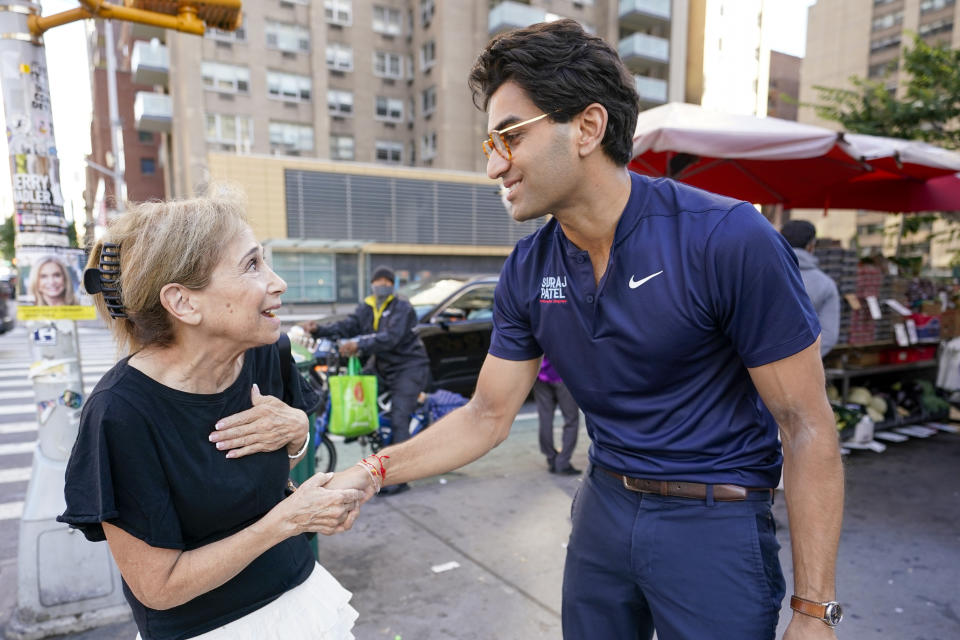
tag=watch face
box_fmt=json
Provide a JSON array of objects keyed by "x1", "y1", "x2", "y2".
[{"x1": 825, "y1": 602, "x2": 843, "y2": 626}]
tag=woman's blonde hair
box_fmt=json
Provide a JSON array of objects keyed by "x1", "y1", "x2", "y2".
[
  {"x1": 87, "y1": 186, "x2": 249, "y2": 354},
  {"x1": 29, "y1": 256, "x2": 78, "y2": 306}
]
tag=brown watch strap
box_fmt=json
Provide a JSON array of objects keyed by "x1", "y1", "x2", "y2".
[{"x1": 790, "y1": 595, "x2": 828, "y2": 620}]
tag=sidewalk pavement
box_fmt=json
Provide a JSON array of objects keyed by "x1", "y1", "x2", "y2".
[{"x1": 2, "y1": 414, "x2": 958, "y2": 639}]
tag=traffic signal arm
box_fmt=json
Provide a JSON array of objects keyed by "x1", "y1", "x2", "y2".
[{"x1": 28, "y1": 0, "x2": 243, "y2": 37}]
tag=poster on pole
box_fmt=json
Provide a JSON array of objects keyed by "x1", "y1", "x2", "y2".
[{"x1": 15, "y1": 247, "x2": 95, "y2": 320}]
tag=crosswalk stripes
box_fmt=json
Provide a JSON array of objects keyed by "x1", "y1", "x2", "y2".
[
  {"x1": 0, "y1": 421, "x2": 36, "y2": 435},
  {"x1": 0, "y1": 501, "x2": 24, "y2": 522},
  {"x1": 0, "y1": 467, "x2": 31, "y2": 484},
  {"x1": 0, "y1": 325, "x2": 118, "y2": 527}
]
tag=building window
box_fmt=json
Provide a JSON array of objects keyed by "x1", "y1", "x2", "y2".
[
  {"x1": 265, "y1": 21, "x2": 310, "y2": 53},
  {"x1": 421, "y1": 131, "x2": 437, "y2": 160},
  {"x1": 327, "y1": 89, "x2": 354, "y2": 116},
  {"x1": 324, "y1": 0, "x2": 352, "y2": 25},
  {"x1": 375, "y1": 96, "x2": 404, "y2": 121},
  {"x1": 921, "y1": 0, "x2": 955, "y2": 12},
  {"x1": 269, "y1": 121, "x2": 314, "y2": 155},
  {"x1": 205, "y1": 113, "x2": 254, "y2": 150},
  {"x1": 373, "y1": 51, "x2": 403, "y2": 79},
  {"x1": 374, "y1": 140, "x2": 403, "y2": 164},
  {"x1": 421, "y1": 85, "x2": 437, "y2": 115},
  {"x1": 420, "y1": 40, "x2": 436, "y2": 71},
  {"x1": 420, "y1": 0, "x2": 435, "y2": 27},
  {"x1": 918, "y1": 17, "x2": 953, "y2": 36},
  {"x1": 868, "y1": 60, "x2": 898, "y2": 78},
  {"x1": 138, "y1": 131, "x2": 154, "y2": 143},
  {"x1": 140, "y1": 157, "x2": 156, "y2": 175},
  {"x1": 869, "y1": 34, "x2": 901, "y2": 52},
  {"x1": 330, "y1": 135, "x2": 355, "y2": 160},
  {"x1": 326, "y1": 43, "x2": 353, "y2": 71},
  {"x1": 267, "y1": 71, "x2": 312, "y2": 101},
  {"x1": 201, "y1": 62, "x2": 250, "y2": 94},
  {"x1": 872, "y1": 10, "x2": 903, "y2": 31},
  {"x1": 373, "y1": 6, "x2": 403, "y2": 35},
  {"x1": 206, "y1": 20, "x2": 246, "y2": 42}
]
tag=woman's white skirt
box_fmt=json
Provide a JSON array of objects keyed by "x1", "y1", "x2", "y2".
[{"x1": 136, "y1": 563, "x2": 357, "y2": 640}]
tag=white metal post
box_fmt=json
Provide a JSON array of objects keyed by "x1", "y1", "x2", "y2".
[{"x1": 0, "y1": 2, "x2": 128, "y2": 638}]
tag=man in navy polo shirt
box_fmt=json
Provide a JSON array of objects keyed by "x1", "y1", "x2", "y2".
[{"x1": 330, "y1": 19, "x2": 844, "y2": 640}]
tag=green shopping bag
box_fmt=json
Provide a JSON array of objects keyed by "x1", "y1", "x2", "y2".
[{"x1": 328, "y1": 357, "x2": 379, "y2": 437}]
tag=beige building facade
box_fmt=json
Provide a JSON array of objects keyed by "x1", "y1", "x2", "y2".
[
  {"x1": 796, "y1": 0, "x2": 960, "y2": 270},
  {"x1": 162, "y1": 0, "x2": 696, "y2": 195}
]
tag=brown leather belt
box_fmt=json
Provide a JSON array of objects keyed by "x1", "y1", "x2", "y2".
[{"x1": 598, "y1": 468, "x2": 773, "y2": 502}]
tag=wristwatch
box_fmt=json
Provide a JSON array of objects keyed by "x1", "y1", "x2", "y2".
[{"x1": 790, "y1": 595, "x2": 843, "y2": 627}]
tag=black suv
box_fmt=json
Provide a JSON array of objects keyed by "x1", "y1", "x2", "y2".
[{"x1": 403, "y1": 274, "x2": 499, "y2": 396}]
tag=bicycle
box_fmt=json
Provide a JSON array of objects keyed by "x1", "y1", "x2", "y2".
[{"x1": 292, "y1": 332, "x2": 466, "y2": 473}]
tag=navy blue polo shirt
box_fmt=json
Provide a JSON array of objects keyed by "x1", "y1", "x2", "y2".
[{"x1": 490, "y1": 172, "x2": 819, "y2": 487}]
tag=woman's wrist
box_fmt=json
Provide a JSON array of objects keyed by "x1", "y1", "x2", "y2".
[
  {"x1": 286, "y1": 433, "x2": 309, "y2": 459},
  {"x1": 285, "y1": 412, "x2": 309, "y2": 457}
]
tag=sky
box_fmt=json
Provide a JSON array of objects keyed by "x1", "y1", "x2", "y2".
[
  {"x1": 768, "y1": 0, "x2": 819, "y2": 58},
  {"x1": 2, "y1": 0, "x2": 818, "y2": 232}
]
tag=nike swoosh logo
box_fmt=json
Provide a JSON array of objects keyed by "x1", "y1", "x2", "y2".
[{"x1": 629, "y1": 271, "x2": 663, "y2": 289}]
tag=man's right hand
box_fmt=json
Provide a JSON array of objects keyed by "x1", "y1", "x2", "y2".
[
  {"x1": 299, "y1": 320, "x2": 318, "y2": 335},
  {"x1": 324, "y1": 465, "x2": 379, "y2": 504}
]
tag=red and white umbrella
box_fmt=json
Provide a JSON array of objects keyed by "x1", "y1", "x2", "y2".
[{"x1": 629, "y1": 102, "x2": 960, "y2": 212}]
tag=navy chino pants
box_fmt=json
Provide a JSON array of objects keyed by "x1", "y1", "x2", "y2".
[{"x1": 562, "y1": 465, "x2": 785, "y2": 640}]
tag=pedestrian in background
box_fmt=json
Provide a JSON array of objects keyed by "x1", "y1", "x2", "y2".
[
  {"x1": 302, "y1": 265, "x2": 430, "y2": 495},
  {"x1": 781, "y1": 219, "x2": 841, "y2": 357},
  {"x1": 534, "y1": 355, "x2": 581, "y2": 475}
]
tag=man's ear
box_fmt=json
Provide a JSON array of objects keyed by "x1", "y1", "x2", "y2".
[
  {"x1": 575, "y1": 103, "x2": 608, "y2": 158},
  {"x1": 159, "y1": 283, "x2": 201, "y2": 326}
]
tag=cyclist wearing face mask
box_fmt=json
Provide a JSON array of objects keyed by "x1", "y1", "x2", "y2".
[{"x1": 302, "y1": 266, "x2": 430, "y2": 495}]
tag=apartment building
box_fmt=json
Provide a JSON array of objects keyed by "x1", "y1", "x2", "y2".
[
  {"x1": 795, "y1": 0, "x2": 960, "y2": 270},
  {"x1": 86, "y1": 20, "x2": 166, "y2": 228},
  {"x1": 153, "y1": 0, "x2": 695, "y2": 194},
  {"x1": 767, "y1": 50, "x2": 800, "y2": 121},
  {"x1": 686, "y1": 0, "x2": 771, "y2": 117}
]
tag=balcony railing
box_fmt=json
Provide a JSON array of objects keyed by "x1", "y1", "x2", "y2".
[
  {"x1": 134, "y1": 92, "x2": 173, "y2": 133},
  {"x1": 131, "y1": 40, "x2": 169, "y2": 86},
  {"x1": 489, "y1": 1, "x2": 546, "y2": 35},
  {"x1": 619, "y1": 32, "x2": 670, "y2": 64},
  {"x1": 634, "y1": 75, "x2": 668, "y2": 103},
  {"x1": 620, "y1": 0, "x2": 671, "y2": 21}
]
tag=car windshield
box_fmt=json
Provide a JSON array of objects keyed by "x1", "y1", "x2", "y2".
[{"x1": 402, "y1": 277, "x2": 469, "y2": 319}]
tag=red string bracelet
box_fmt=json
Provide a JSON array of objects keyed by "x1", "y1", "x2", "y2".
[{"x1": 364, "y1": 453, "x2": 390, "y2": 482}]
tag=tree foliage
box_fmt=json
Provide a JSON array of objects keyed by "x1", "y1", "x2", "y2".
[
  {"x1": 0, "y1": 216, "x2": 13, "y2": 262},
  {"x1": 0, "y1": 216, "x2": 79, "y2": 261},
  {"x1": 813, "y1": 34, "x2": 960, "y2": 149}
]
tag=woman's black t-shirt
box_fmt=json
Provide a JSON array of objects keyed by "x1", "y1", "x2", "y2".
[{"x1": 58, "y1": 342, "x2": 320, "y2": 640}]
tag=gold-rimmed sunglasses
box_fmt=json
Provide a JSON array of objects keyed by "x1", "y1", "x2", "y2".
[{"x1": 482, "y1": 112, "x2": 554, "y2": 161}]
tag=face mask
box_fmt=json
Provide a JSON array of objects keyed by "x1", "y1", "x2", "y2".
[{"x1": 372, "y1": 285, "x2": 394, "y2": 300}]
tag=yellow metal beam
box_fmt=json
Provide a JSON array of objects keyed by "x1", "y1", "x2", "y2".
[{"x1": 28, "y1": 1, "x2": 242, "y2": 36}]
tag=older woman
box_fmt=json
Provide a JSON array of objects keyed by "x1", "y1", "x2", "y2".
[
  {"x1": 29, "y1": 255, "x2": 78, "y2": 306},
  {"x1": 58, "y1": 191, "x2": 365, "y2": 640}
]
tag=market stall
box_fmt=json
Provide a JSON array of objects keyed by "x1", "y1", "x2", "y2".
[{"x1": 629, "y1": 103, "x2": 960, "y2": 451}]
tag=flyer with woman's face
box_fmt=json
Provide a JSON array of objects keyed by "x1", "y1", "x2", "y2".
[{"x1": 16, "y1": 247, "x2": 96, "y2": 320}]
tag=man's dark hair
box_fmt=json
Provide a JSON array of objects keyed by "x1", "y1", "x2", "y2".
[
  {"x1": 469, "y1": 19, "x2": 640, "y2": 166},
  {"x1": 780, "y1": 220, "x2": 817, "y2": 249}
]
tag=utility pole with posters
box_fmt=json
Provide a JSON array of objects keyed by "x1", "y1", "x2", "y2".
[{"x1": 0, "y1": 2, "x2": 241, "y2": 638}]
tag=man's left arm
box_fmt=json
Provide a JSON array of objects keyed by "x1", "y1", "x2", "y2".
[{"x1": 748, "y1": 338, "x2": 844, "y2": 640}]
